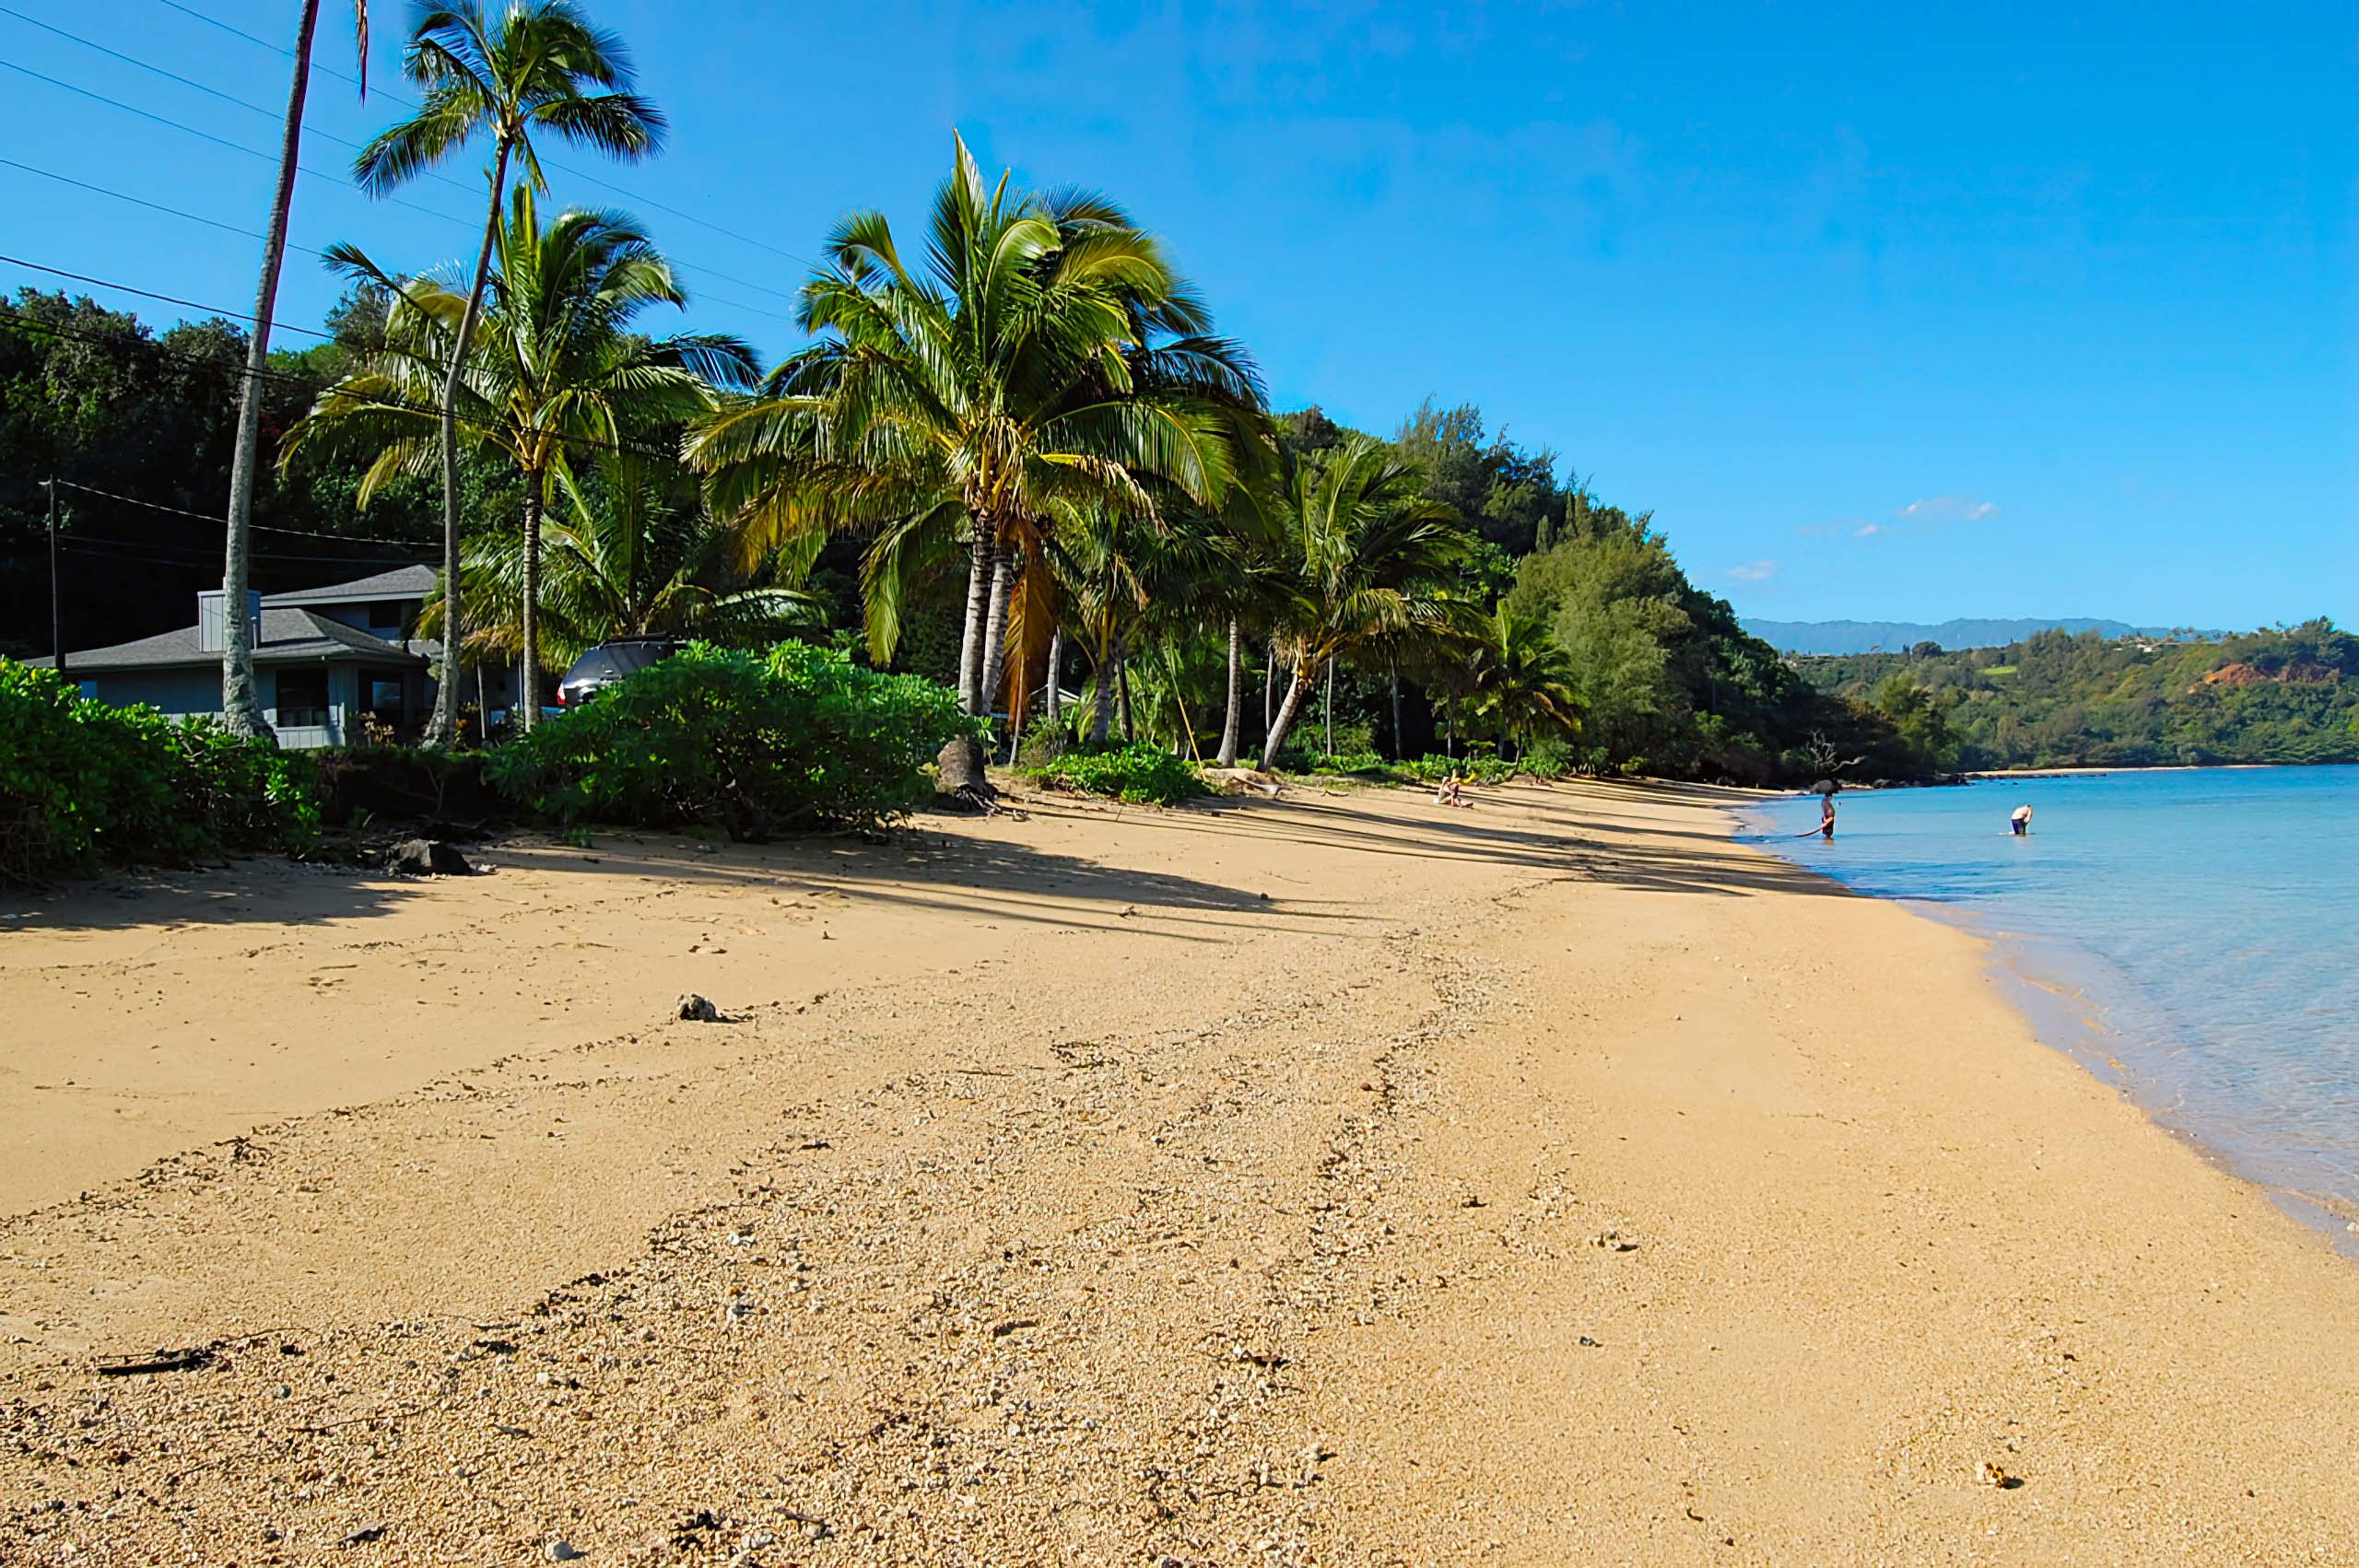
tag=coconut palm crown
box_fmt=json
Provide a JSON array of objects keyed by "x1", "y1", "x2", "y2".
[
  {"x1": 1258, "y1": 436, "x2": 1471, "y2": 767},
  {"x1": 283, "y1": 186, "x2": 757, "y2": 721},
  {"x1": 687, "y1": 132, "x2": 1265, "y2": 740},
  {"x1": 354, "y1": 0, "x2": 666, "y2": 744}
]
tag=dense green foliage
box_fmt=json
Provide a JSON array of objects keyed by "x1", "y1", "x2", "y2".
[
  {"x1": 482, "y1": 642, "x2": 974, "y2": 835},
  {"x1": 1502, "y1": 521, "x2": 1844, "y2": 780},
  {"x1": 1793, "y1": 621, "x2": 2359, "y2": 770},
  {"x1": 1029, "y1": 743, "x2": 1209, "y2": 805},
  {"x1": 0, "y1": 663, "x2": 318, "y2": 885}
]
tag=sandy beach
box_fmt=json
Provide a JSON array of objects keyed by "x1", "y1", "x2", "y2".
[{"x1": 4, "y1": 778, "x2": 2355, "y2": 1564}]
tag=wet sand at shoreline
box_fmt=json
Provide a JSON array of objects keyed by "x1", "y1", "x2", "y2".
[{"x1": 4, "y1": 778, "x2": 2355, "y2": 1563}]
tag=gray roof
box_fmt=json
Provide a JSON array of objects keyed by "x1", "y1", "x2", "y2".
[
  {"x1": 26, "y1": 608, "x2": 428, "y2": 673},
  {"x1": 263, "y1": 564, "x2": 438, "y2": 606}
]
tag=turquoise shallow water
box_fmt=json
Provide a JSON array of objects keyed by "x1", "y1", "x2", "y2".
[{"x1": 1743, "y1": 766, "x2": 2359, "y2": 1218}]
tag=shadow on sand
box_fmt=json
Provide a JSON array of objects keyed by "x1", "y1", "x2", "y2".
[{"x1": 0, "y1": 777, "x2": 1847, "y2": 939}]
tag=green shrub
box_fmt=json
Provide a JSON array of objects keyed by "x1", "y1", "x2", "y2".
[
  {"x1": 1309, "y1": 748, "x2": 1387, "y2": 776},
  {"x1": 1518, "y1": 734, "x2": 1579, "y2": 778},
  {"x1": 483, "y1": 641, "x2": 974, "y2": 836},
  {"x1": 1397, "y1": 753, "x2": 1518, "y2": 786},
  {"x1": 0, "y1": 661, "x2": 318, "y2": 886},
  {"x1": 1014, "y1": 718, "x2": 1070, "y2": 769},
  {"x1": 1029, "y1": 742, "x2": 1208, "y2": 805}
]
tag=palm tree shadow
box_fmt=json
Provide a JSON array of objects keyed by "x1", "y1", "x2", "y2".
[{"x1": 1011, "y1": 786, "x2": 1855, "y2": 901}]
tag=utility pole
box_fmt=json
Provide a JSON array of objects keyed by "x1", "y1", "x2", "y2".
[{"x1": 42, "y1": 477, "x2": 65, "y2": 680}]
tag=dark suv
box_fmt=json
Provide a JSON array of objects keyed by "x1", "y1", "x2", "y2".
[{"x1": 555, "y1": 637, "x2": 681, "y2": 709}]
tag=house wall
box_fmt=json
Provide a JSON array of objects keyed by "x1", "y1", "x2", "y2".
[
  {"x1": 267, "y1": 664, "x2": 351, "y2": 750},
  {"x1": 76, "y1": 666, "x2": 359, "y2": 749},
  {"x1": 86, "y1": 668, "x2": 221, "y2": 718}
]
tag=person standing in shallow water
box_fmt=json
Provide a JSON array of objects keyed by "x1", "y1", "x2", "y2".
[
  {"x1": 2012, "y1": 803, "x2": 2035, "y2": 837},
  {"x1": 1820, "y1": 793, "x2": 1838, "y2": 839}
]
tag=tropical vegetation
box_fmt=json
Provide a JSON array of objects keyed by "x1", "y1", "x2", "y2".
[
  {"x1": 6, "y1": 0, "x2": 2345, "y2": 875},
  {"x1": 352, "y1": 0, "x2": 668, "y2": 744},
  {"x1": 282, "y1": 185, "x2": 758, "y2": 722},
  {"x1": 0, "y1": 662, "x2": 317, "y2": 886},
  {"x1": 482, "y1": 640, "x2": 974, "y2": 835}
]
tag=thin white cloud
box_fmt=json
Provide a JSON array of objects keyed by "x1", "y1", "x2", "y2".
[
  {"x1": 1726, "y1": 560, "x2": 1780, "y2": 582},
  {"x1": 1896, "y1": 495, "x2": 2001, "y2": 524},
  {"x1": 1799, "y1": 497, "x2": 2002, "y2": 543}
]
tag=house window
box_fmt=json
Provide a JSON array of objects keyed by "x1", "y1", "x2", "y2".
[
  {"x1": 365, "y1": 601, "x2": 411, "y2": 638},
  {"x1": 276, "y1": 669, "x2": 330, "y2": 728}
]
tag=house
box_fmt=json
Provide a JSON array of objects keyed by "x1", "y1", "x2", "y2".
[{"x1": 25, "y1": 565, "x2": 515, "y2": 748}]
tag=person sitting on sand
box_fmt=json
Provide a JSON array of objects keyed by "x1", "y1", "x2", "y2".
[
  {"x1": 1436, "y1": 772, "x2": 1468, "y2": 807},
  {"x1": 2011, "y1": 803, "x2": 2034, "y2": 837}
]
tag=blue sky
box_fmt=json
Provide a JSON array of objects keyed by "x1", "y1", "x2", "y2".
[{"x1": 3, "y1": 1, "x2": 2352, "y2": 627}]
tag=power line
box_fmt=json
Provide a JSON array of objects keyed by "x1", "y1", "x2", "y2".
[
  {"x1": 0, "y1": 50, "x2": 795, "y2": 322},
  {"x1": 47, "y1": 478, "x2": 436, "y2": 547},
  {"x1": 149, "y1": 0, "x2": 823, "y2": 277},
  {"x1": 0, "y1": 253, "x2": 335, "y2": 339},
  {"x1": 0, "y1": 157, "x2": 321, "y2": 255},
  {"x1": 0, "y1": 57, "x2": 478, "y2": 234},
  {"x1": 155, "y1": 0, "x2": 331, "y2": 74},
  {"x1": 0, "y1": 298, "x2": 707, "y2": 472},
  {"x1": 56, "y1": 532, "x2": 429, "y2": 567},
  {"x1": 42, "y1": 2, "x2": 816, "y2": 300},
  {"x1": 1, "y1": 3, "x2": 350, "y2": 132}
]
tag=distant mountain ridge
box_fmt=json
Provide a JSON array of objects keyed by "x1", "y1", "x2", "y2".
[{"x1": 1742, "y1": 616, "x2": 2177, "y2": 655}]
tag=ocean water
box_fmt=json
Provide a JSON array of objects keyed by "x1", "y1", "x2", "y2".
[{"x1": 1743, "y1": 767, "x2": 2359, "y2": 1227}]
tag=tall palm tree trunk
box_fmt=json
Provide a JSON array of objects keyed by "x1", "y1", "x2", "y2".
[
  {"x1": 1324, "y1": 661, "x2": 1334, "y2": 755},
  {"x1": 427, "y1": 137, "x2": 515, "y2": 749},
  {"x1": 978, "y1": 549, "x2": 1013, "y2": 720},
  {"x1": 1215, "y1": 618, "x2": 1242, "y2": 766},
  {"x1": 956, "y1": 527, "x2": 996, "y2": 718},
  {"x1": 1117, "y1": 654, "x2": 1133, "y2": 741},
  {"x1": 1390, "y1": 656, "x2": 1403, "y2": 760},
  {"x1": 1044, "y1": 627, "x2": 1062, "y2": 725},
  {"x1": 1090, "y1": 638, "x2": 1119, "y2": 744},
  {"x1": 519, "y1": 476, "x2": 544, "y2": 731},
  {"x1": 1260, "y1": 663, "x2": 1315, "y2": 771},
  {"x1": 219, "y1": 0, "x2": 323, "y2": 742},
  {"x1": 1264, "y1": 635, "x2": 1278, "y2": 738}
]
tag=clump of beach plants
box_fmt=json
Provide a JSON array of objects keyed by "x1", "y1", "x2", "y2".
[
  {"x1": 0, "y1": 662, "x2": 318, "y2": 886},
  {"x1": 484, "y1": 641, "x2": 973, "y2": 837},
  {"x1": 1029, "y1": 742, "x2": 1209, "y2": 805}
]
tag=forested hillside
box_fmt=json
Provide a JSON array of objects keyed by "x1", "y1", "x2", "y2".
[{"x1": 1794, "y1": 623, "x2": 2359, "y2": 770}]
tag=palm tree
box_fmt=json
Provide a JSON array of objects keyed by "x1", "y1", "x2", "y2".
[
  {"x1": 688, "y1": 133, "x2": 1261, "y2": 785},
  {"x1": 354, "y1": 0, "x2": 663, "y2": 746},
  {"x1": 420, "y1": 450, "x2": 820, "y2": 669},
  {"x1": 220, "y1": 0, "x2": 371, "y2": 741},
  {"x1": 1258, "y1": 437, "x2": 1468, "y2": 769},
  {"x1": 1466, "y1": 603, "x2": 1580, "y2": 761},
  {"x1": 284, "y1": 189, "x2": 756, "y2": 725},
  {"x1": 1193, "y1": 461, "x2": 1286, "y2": 766},
  {"x1": 1044, "y1": 502, "x2": 1236, "y2": 747}
]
